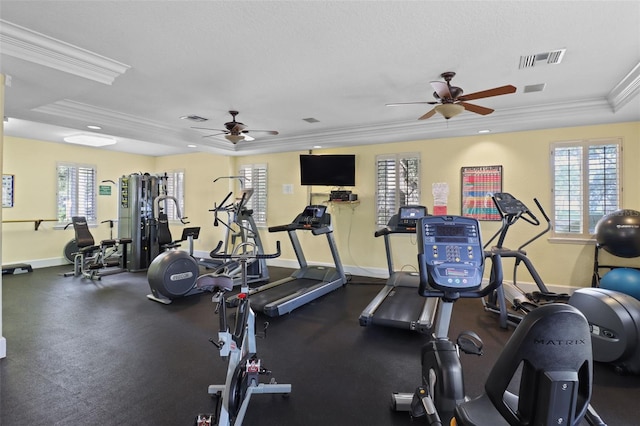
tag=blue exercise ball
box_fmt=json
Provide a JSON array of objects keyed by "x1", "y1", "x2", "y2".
[
  {"x1": 600, "y1": 268, "x2": 640, "y2": 300},
  {"x1": 595, "y1": 209, "x2": 640, "y2": 258}
]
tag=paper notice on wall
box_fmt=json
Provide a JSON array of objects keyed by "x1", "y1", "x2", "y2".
[{"x1": 432, "y1": 182, "x2": 449, "y2": 215}]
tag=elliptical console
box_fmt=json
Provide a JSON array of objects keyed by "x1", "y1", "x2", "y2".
[{"x1": 418, "y1": 215, "x2": 484, "y2": 294}]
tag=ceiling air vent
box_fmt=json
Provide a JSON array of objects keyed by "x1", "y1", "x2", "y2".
[
  {"x1": 519, "y1": 49, "x2": 566, "y2": 69},
  {"x1": 524, "y1": 83, "x2": 546, "y2": 93}
]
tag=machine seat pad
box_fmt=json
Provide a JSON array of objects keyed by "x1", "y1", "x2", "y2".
[
  {"x1": 454, "y1": 393, "x2": 513, "y2": 425},
  {"x1": 79, "y1": 245, "x2": 99, "y2": 254},
  {"x1": 100, "y1": 239, "x2": 117, "y2": 247},
  {"x1": 118, "y1": 238, "x2": 132, "y2": 245}
]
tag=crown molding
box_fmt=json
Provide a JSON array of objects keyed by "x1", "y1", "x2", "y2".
[
  {"x1": 236, "y1": 97, "x2": 623, "y2": 154},
  {"x1": 0, "y1": 19, "x2": 130, "y2": 85},
  {"x1": 607, "y1": 61, "x2": 640, "y2": 112}
]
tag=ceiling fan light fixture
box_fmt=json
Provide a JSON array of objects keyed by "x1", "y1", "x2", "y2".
[
  {"x1": 434, "y1": 103, "x2": 465, "y2": 119},
  {"x1": 225, "y1": 134, "x2": 245, "y2": 144}
]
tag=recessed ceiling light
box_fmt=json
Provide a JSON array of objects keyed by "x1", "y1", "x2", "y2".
[
  {"x1": 313, "y1": 145, "x2": 322, "y2": 149},
  {"x1": 87, "y1": 125, "x2": 102, "y2": 130},
  {"x1": 187, "y1": 144, "x2": 197, "y2": 148},
  {"x1": 63, "y1": 134, "x2": 116, "y2": 147},
  {"x1": 478, "y1": 129, "x2": 491, "y2": 134}
]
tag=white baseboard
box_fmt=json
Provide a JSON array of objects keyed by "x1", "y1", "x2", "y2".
[
  {"x1": 12, "y1": 253, "x2": 583, "y2": 295},
  {"x1": 3, "y1": 257, "x2": 70, "y2": 270}
]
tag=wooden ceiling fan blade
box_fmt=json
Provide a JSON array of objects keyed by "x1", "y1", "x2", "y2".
[
  {"x1": 386, "y1": 101, "x2": 438, "y2": 107},
  {"x1": 460, "y1": 102, "x2": 494, "y2": 115},
  {"x1": 418, "y1": 108, "x2": 437, "y2": 120},
  {"x1": 458, "y1": 85, "x2": 516, "y2": 101},
  {"x1": 431, "y1": 81, "x2": 452, "y2": 99}
]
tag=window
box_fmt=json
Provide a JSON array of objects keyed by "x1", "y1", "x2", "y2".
[
  {"x1": 239, "y1": 164, "x2": 268, "y2": 226},
  {"x1": 57, "y1": 162, "x2": 97, "y2": 224},
  {"x1": 375, "y1": 153, "x2": 420, "y2": 226},
  {"x1": 551, "y1": 138, "x2": 621, "y2": 238},
  {"x1": 164, "y1": 170, "x2": 185, "y2": 221}
]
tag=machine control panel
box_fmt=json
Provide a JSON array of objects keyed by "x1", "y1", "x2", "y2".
[
  {"x1": 418, "y1": 215, "x2": 484, "y2": 291},
  {"x1": 493, "y1": 192, "x2": 529, "y2": 216},
  {"x1": 297, "y1": 205, "x2": 329, "y2": 227},
  {"x1": 397, "y1": 205, "x2": 428, "y2": 229}
]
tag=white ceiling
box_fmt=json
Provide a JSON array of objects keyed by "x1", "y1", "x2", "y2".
[{"x1": 1, "y1": 1, "x2": 639, "y2": 157}]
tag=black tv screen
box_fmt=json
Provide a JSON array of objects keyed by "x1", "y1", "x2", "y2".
[{"x1": 299, "y1": 154, "x2": 356, "y2": 187}]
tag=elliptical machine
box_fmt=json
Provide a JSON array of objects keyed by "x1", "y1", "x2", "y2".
[
  {"x1": 482, "y1": 193, "x2": 568, "y2": 328},
  {"x1": 147, "y1": 195, "x2": 202, "y2": 304},
  {"x1": 196, "y1": 242, "x2": 290, "y2": 426},
  {"x1": 199, "y1": 189, "x2": 269, "y2": 287}
]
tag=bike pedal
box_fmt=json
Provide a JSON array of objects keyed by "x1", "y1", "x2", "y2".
[{"x1": 457, "y1": 330, "x2": 483, "y2": 356}]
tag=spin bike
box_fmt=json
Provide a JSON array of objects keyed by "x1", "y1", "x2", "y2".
[
  {"x1": 392, "y1": 215, "x2": 606, "y2": 426},
  {"x1": 196, "y1": 242, "x2": 291, "y2": 426}
]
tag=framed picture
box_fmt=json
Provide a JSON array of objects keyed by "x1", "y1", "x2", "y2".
[
  {"x1": 461, "y1": 165, "x2": 502, "y2": 221},
  {"x1": 2, "y1": 174, "x2": 14, "y2": 208}
]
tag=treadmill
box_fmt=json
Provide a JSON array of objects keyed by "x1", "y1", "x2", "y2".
[
  {"x1": 359, "y1": 205, "x2": 437, "y2": 333},
  {"x1": 229, "y1": 204, "x2": 347, "y2": 317}
]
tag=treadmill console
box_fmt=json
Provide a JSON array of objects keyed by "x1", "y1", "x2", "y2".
[
  {"x1": 397, "y1": 205, "x2": 428, "y2": 230},
  {"x1": 418, "y1": 215, "x2": 484, "y2": 292},
  {"x1": 296, "y1": 205, "x2": 329, "y2": 227}
]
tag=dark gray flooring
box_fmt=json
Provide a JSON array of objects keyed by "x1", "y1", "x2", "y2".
[{"x1": 1, "y1": 265, "x2": 638, "y2": 425}]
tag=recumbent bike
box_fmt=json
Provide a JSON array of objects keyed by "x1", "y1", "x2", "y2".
[{"x1": 392, "y1": 215, "x2": 606, "y2": 426}]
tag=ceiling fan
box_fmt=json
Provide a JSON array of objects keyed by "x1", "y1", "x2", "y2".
[
  {"x1": 386, "y1": 72, "x2": 516, "y2": 120},
  {"x1": 192, "y1": 110, "x2": 279, "y2": 144}
]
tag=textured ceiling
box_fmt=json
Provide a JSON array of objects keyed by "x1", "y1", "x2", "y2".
[{"x1": 1, "y1": 1, "x2": 639, "y2": 156}]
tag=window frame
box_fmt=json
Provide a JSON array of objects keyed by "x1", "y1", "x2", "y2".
[
  {"x1": 238, "y1": 163, "x2": 268, "y2": 226},
  {"x1": 164, "y1": 169, "x2": 186, "y2": 222},
  {"x1": 550, "y1": 138, "x2": 622, "y2": 241},
  {"x1": 56, "y1": 162, "x2": 98, "y2": 226},
  {"x1": 375, "y1": 153, "x2": 421, "y2": 227}
]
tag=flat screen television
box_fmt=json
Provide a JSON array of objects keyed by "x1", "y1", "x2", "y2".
[{"x1": 299, "y1": 154, "x2": 356, "y2": 187}]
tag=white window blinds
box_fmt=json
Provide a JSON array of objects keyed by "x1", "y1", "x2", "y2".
[{"x1": 375, "y1": 153, "x2": 420, "y2": 226}]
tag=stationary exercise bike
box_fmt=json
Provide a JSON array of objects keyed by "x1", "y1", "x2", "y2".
[
  {"x1": 195, "y1": 242, "x2": 291, "y2": 426},
  {"x1": 392, "y1": 215, "x2": 606, "y2": 426}
]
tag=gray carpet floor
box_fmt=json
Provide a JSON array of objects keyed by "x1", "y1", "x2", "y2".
[{"x1": 1, "y1": 265, "x2": 637, "y2": 425}]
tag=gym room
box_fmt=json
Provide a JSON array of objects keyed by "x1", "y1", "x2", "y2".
[{"x1": 1, "y1": 2, "x2": 639, "y2": 425}]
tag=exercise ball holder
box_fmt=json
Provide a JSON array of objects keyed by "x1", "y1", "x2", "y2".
[{"x1": 592, "y1": 209, "x2": 640, "y2": 287}]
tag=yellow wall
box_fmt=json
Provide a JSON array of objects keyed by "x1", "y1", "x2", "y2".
[
  {"x1": 2, "y1": 121, "x2": 639, "y2": 290},
  {"x1": 2, "y1": 136, "x2": 154, "y2": 265}
]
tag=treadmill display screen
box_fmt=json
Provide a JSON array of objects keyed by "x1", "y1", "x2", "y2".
[
  {"x1": 400, "y1": 206, "x2": 426, "y2": 220},
  {"x1": 302, "y1": 205, "x2": 326, "y2": 219}
]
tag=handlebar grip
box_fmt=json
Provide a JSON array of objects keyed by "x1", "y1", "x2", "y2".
[
  {"x1": 374, "y1": 227, "x2": 391, "y2": 237},
  {"x1": 533, "y1": 198, "x2": 551, "y2": 223}
]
